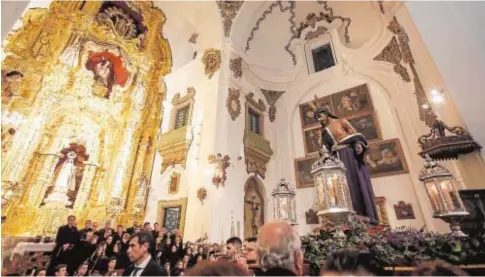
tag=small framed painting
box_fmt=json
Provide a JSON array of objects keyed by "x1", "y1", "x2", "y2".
[
  {"x1": 299, "y1": 96, "x2": 332, "y2": 129},
  {"x1": 364, "y1": 138, "x2": 409, "y2": 178},
  {"x1": 303, "y1": 126, "x2": 322, "y2": 155},
  {"x1": 331, "y1": 84, "x2": 373, "y2": 118},
  {"x1": 394, "y1": 201, "x2": 416, "y2": 220},
  {"x1": 168, "y1": 172, "x2": 181, "y2": 194},
  {"x1": 294, "y1": 155, "x2": 319, "y2": 188},
  {"x1": 347, "y1": 112, "x2": 382, "y2": 142}
]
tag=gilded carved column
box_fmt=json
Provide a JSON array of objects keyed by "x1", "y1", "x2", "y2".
[
  {"x1": 73, "y1": 162, "x2": 99, "y2": 212},
  {"x1": 125, "y1": 134, "x2": 151, "y2": 217},
  {"x1": 28, "y1": 153, "x2": 61, "y2": 207}
]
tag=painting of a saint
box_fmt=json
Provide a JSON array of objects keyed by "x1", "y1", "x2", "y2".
[
  {"x1": 331, "y1": 84, "x2": 373, "y2": 117},
  {"x1": 303, "y1": 127, "x2": 321, "y2": 155},
  {"x1": 300, "y1": 96, "x2": 332, "y2": 129},
  {"x1": 347, "y1": 112, "x2": 381, "y2": 142},
  {"x1": 85, "y1": 50, "x2": 130, "y2": 99},
  {"x1": 294, "y1": 156, "x2": 318, "y2": 188},
  {"x1": 364, "y1": 139, "x2": 409, "y2": 178},
  {"x1": 163, "y1": 206, "x2": 181, "y2": 231}
]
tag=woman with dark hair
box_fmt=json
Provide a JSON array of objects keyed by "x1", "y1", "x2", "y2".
[
  {"x1": 88, "y1": 243, "x2": 109, "y2": 274},
  {"x1": 320, "y1": 250, "x2": 372, "y2": 276}
]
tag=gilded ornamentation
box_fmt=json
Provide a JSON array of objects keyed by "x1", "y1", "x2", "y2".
[
  {"x1": 243, "y1": 130, "x2": 273, "y2": 179},
  {"x1": 216, "y1": 1, "x2": 244, "y2": 37},
  {"x1": 1, "y1": 1, "x2": 171, "y2": 235},
  {"x1": 157, "y1": 198, "x2": 188, "y2": 236},
  {"x1": 157, "y1": 126, "x2": 193, "y2": 174},
  {"x1": 386, "y1": 17, "x2": 437, "y2": 126},
  {"x1": 197, "y1": 187, "x2": 207, "y2": 204},
  {"x1": 229, "y1": 56, "x2": 243, "y2": 79},
  {"x1": 208, "y1": 154, "x2": 231, "y2": 188},
  {"x1": 96, "y1": 5, "x2": 141, "y2": 40},
  {"x1": 226, "y1": 88, "x2": 241, "y2": 121},
  {"x1": 374, "y1": 37, "x2": 411, "y2": 82},
  {"x1": 261, "y1": 89, "x2": 285, "y2": 122},
  {"x1": 201, "y1": 49, "x2": 221, "y2": 79},
  {"x1": 168, "y1": 172, "x2": 181, "y2": 194},
  {"x1": 375, "y1": 196, "x2": 390, "y2": 226}
]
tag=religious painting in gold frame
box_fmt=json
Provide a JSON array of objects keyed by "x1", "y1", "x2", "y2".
[
  {"x1": 330, "y1": 84, "x2": 373, "y2": 118},
  {"x1": 168, "y1": 172, "x2": 181, "y2": 194},
  {"x1": 364, "y1": 138, "x2": 409, "y2": 178},
  {"x1": 347, "y1": 112, "x2": 382, "y2": 142},
  {"x1": 294, "y1": 155, "x2": 318, "y2": 188},
  {"x1": 158, "y1": 197, "x2": 188, "y2": 236},
  {"x1": 302, "y1": 126, "x2": 321, "y2": 155}
]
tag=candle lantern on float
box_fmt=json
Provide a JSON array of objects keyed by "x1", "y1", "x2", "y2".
[
  {"x1": 311, "y1": 146, "x2": 355, "y2": 238},
  {"x1": 271, "y1": 178, "x2": 297, "y2": 226},
  {"x1": 419, "y1": 155, "x2": 469, "y2": 237}
]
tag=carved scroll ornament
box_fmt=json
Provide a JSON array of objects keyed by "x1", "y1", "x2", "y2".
[
  {"x1": 227, "y1": 88, "x2": 241, "y2": 121},
  {"x1": 201, "y1": 49, "x2": 221, "y2": 79}
]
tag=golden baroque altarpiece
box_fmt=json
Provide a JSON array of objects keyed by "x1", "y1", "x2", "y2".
[{"x1": 1, "y1": 1, "x2": 172, "y2": 236}]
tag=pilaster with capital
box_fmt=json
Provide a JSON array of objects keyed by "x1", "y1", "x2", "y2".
[{"x1": 73, "y1": 162, "x2": 99, "y2": 212}]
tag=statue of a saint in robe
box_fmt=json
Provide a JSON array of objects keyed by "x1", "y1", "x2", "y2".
[
  {"x1": 313, "y1": 105, "x2": 379, "y2": 224},
  {"x1": 45, "y1": 151, "x2": 77, "y2": 205}
]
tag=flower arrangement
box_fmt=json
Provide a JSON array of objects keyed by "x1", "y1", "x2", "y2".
[{"x1": 302, "y1": 219, "x2": 485, "y2": 274}]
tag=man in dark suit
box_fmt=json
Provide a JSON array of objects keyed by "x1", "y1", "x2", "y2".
[
  {"x1": 78, "y1": 219, "x2": 92, "y2": 241},
  {"x1": 123, "y1": 231, "x2": 167, "y2": 276},
  {"x1": 126, "y1": 221, "x2": 138, "y2": 235},
  {"x1": 96, "y1": 219, "x2": 114, "y2": 241},
  {"x1": 48, "y1": 215, "x2": 80, "y2": 275}
]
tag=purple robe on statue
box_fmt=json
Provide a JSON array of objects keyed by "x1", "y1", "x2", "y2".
[{"x1": 321, "y1": 129, "x2": 379, "y2": 224}]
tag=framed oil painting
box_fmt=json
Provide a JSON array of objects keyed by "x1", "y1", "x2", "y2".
[
  {"x1": 158, "y1": 197, "x2": 188, "y2": 236},
  {"x1": 364, "y1": 138, "x2": 409, "y2": 178},
  {"x1": 347, "y1": 112, "x2": 382, "y2": 142},
  {"x1": 299, "y1": 96, "x2": 332, "y2": 129},
  {"x1": 168, "y1": 172, "x2": 181, "y2": 194},
  {"x1": 394, "y1": 201, "x2": 416, "y2": 220},
  {"x1": 294, "y1": 155, "x2": 318, "y2": 188},
  {"x1": 331, "y1": 84, "x2": 373, "y2": 118},
  {"x1": 303, "y1": 126, "x2": 322, "y2": 155}
]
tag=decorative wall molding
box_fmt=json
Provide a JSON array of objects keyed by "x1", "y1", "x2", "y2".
[
  {"x1": 229, "y1": 56, "x2": 243, "y2": 79},
  {"x1": 226, "y1": 87, "x2": 241, "y2": 121},
  {"x1": 217, "y1": 1, "x2": 244, "y2": 37},
  {"x1": 243, "y1": 130, "x2": 273, "y2": 179},
  {"x1": 387, "y1": 17, "x2": 437, "y2": 126},
  {"x1": 246, "y1": 92, "x2": 266, "y2": 112},
  {"x1": 201, "y1": 48, "x2": 221, "y2": 79},
  {"x1": 261, "y1": 89, "x2": 285, "y2": 122},
  {"x1": 374, "y1": 37, "x2": 411, "y2": 82}
]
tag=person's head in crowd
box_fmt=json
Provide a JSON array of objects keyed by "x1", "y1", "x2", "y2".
[
  {"x1": 122, "y1": 233, "x2": 131, "y2": 243},
  {"x1": 108, "y1": 257, "x2": 117, "y2": 271},
  {"x1": 198, "y1": 246, "x2": 204, "y2": 255},
  {"x1": 185, "y1": 241, "x2": 192, "y2": 249},
  {"x1": 116, "y1": 224, "x2": 123, "y2": 233},
  {"x1": 226, "y1": 237, "x2": 242, "y2": 258},
  {"x1": 104, "y1": 220, "x2": 112, "y2": 230},
  {"x1": 167, "y1": 231, "x2": 172, "y2": 237},
  {"x1": 67, "y1": 215, "x2": 76, "y2": 227},
  {"x1": 106, "y1": 235, "x2": 113, "y2": 245},
  {"x1": 35, "y1": 268, "x2": 47, "y2": 276},
  {"x1": 412, "y1": 260, "x2": 468, "y2": 276},
  {"x1": 177, "y1": 260, "x2": 184, "y2": 269},
  {"x1": 91, "y1": 270, "x2": 102, "y2": 276},
  {"x1": 134, "y1": 227, "x2": 141, "y2": 233},
  {"x1": 171, "y1": 245, "x2": 178, "y2": 254},
  {"x1": 127, "y1": 231, "x2": 154, "y2": 265},
  {"x1": 165, "y1": 237, "x2": 172, "y2": 245},
  {"x1": 244, "y1": 237, "x2": 258, "y2": 266},
  {"x1": 54, "y1": 264, "x2": 67, "y2": 277},
  {"x1": 92, "y1": 221, "x2": 99, "y2": 231},
  {"x1": 113, "y1": 243, "x2": 120, "y2": 254},
  {"x1": 164, "y1": 261, "x2": 171, "y2": 272},
  {"x1": 84, "y1": 220, "x2": 92, "y2": 229},
  {"x1": 105, "y1": 228, "x2": 113, "y2": 237},
  {"x1": 89, "y1": 233, "x2": 99, "y2": 245},
  {"x1": 183, "y1": 254, "x2": 190, "y2": 264},
  {"x1": 320, "y1": 250, "x2": 372, "y2": 276},
  {"x1": 143, "y1": 222, "x2": 151, "y2": 231},
  {"x1": 132, "y1": 221, "x2": 138, "y2": 228},
  {"x1": 185, "y1": 260, "x2": 252, "y2": 276},
  {"x1": 186, "y1": 247, "x2": 193, "y2": 256},
  {"x1": 154, "y1": 222, "x2": 159, "y2": 231},
  {"x1": 196, "y1": 254, "x2": 203, "y2": 263},
  {"x1": 77, "y1": 262, "x2": 89, "y2": 276},
  {"x1": 94, "y1": 243, "x2": 106, "y2": 257},
  {"x1": 257, "y1": 221, "x2": 303, "y2": 276},
  {"x1": 171, "y1": 268, "x2": 184, "y2": 277},
  {"x1": 175, "y1": 235, "x2": 181, "y2": 245},
  {"x1": 85, "y1": 230, "x2": 94, "y2": 240}
]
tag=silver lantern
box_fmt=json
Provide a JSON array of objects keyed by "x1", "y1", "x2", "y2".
[
  {"x1": 419, "y1": 155, "x2": 469, "y2": 237},
  {"x1": 311, "y1": 146, "x2": 355, "y2": 238},
  {"x1": 271, "y1": 178, "x2": 297, "y2": 226}
]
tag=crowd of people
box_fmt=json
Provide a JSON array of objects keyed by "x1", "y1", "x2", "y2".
[{"x1": 23, "y1": 215, "x2": 471, "y2": 276}]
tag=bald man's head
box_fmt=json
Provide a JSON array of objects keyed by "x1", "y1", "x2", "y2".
[{"x1": 257, "y1": 221, "x2": 303, "y2": 276}]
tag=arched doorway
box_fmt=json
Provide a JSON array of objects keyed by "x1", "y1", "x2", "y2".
[{"x1": 244, "y1": 176, "x2": 265, "y2": 239}]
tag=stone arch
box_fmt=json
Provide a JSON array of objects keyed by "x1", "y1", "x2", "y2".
[{"x1": 243, "y1": 176, "x2": 265, "y2": 239}]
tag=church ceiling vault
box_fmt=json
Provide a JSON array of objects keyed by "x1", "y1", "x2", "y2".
[{"x1": 244, "y1": 1, "x2": 352, "y2": 65}]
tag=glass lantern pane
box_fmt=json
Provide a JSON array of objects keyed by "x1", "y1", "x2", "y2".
[
  {"x1": 315, "y1": 173, "x2": 326, "y2": 209},
  {"x1": 425, "y1": 180, "x2": 443, "y2": 213},
  {"x1": 325, "y1": 171, "x2": 339, "y2": 207},
  {"x1": 440, "y1": 178, "x2": 462, "y2": 210}
]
